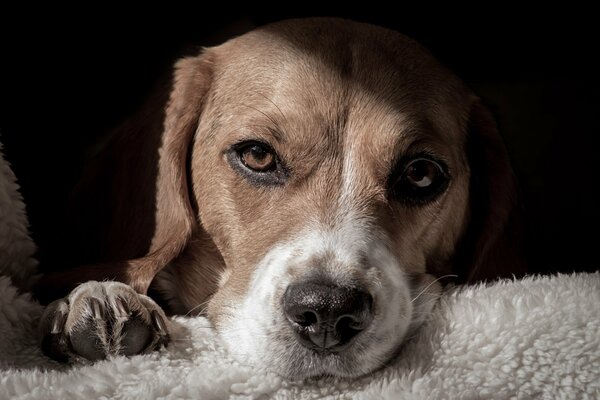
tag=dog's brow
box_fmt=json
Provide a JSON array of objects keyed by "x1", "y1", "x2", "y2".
[
  {"x1": 237, "y1": 103, "x2": 286, "y2": 142},
  {"x1": 390, "y1": 121, "x2": 445, "y2": 156},
  {"x1": 245, "y1": 125, "x2": 286, "y2": 143}
]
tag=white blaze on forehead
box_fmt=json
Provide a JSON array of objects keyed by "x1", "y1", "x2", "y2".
[{"x1": 340, "y1": 139, "x2": 361, "y2": 213}]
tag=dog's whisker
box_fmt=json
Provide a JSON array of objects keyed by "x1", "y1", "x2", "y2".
[
  {"x1": 182, "y1": 299, "x2": 212, "y2": 317},
  {"x1": 254, "y1": 91, "x2": 289, "y2": 127},
  {"x1": 238, "y1": 103, "x2": 283, "y2": 133},
  {"x1": 410, "y1": 274, "x2": 457, "y2": 304}
]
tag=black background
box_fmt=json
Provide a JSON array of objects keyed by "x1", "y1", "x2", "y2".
[{"x1": 1, "y1": 6, "x2": 598, "y2": 275}]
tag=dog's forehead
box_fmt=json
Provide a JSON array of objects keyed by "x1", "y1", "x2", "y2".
[
  {"x1": 214, "y1": 24, "x2": 436, "y2": 101},
  {"x1": 208, "y1": 19, "x2": 472, "y2": 148}
]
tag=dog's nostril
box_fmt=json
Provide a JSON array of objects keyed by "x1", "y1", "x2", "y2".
[
  {"x1": 336, "y1": 315, "x2": 361, "y2": 332},
  {"x1": 293, "y1": 311, "x2": 318, "y2": 327},
  {"x1": 335, "y1": 315, "x2": 369, "y2": 343},
  {"x1": 283, "y1": 282, "x2": 373, "y2": 352}
]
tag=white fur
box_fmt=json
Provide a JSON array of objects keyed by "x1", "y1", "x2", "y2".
[
  {"x1": 340, "y1": 140, "x2": 359, "y2": 210},
  {"x1": 219, "y1": 211, "x2": 424, "y2": 378},
  {"x1": 220, "y1": 244, "x2": 295, "y2": 361}
]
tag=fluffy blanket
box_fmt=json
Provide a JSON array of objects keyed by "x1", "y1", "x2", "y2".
[{"x1": 1, "y1": 144, "x2": 599, "y2": 399}]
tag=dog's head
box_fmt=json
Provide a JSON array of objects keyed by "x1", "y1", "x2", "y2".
[{"x1": 60, "y1": 18, "x2": 525, "y2": 379}]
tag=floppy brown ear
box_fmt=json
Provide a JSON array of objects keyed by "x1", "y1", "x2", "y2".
[
  {"x1": 35, "y1": 54, "x2": 214, "y2": 301},
  {"x1": 130, "y1": 55, "x2": 214, "y2": 290},
  {"x1": 453, "y1": 100, "x2": 527, "y2": 283}
]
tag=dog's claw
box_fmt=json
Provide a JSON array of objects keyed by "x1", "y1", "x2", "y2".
[
  {"x1": 89, "y1": 298, "x2": 104, "y2": 319},
  {"x1": 114, "y1": 297, "x2": 130, "y2": 317},
  {"x1": 50, "y1": 309, "x2": 67, "y2": 334},
  {"x1": 152, "y1": 310, "x2": 168, "y2": 336}
]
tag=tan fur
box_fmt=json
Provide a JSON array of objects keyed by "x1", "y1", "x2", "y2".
[{"x1": 37, "y1": 18, "x2": 525, "y2": 324}]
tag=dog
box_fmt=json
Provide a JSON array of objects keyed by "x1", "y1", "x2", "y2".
[{"x1": 36, "y1": 18, "x2": 525, "y2": 379}]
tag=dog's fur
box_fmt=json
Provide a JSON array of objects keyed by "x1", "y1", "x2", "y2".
[{"x1": 36, "y1": 18, "x2": 525, "y2": 379}]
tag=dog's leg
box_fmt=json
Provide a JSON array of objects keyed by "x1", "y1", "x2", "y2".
[{"x1": 38, "y1": 281, "x2": 170, "y2": 362}]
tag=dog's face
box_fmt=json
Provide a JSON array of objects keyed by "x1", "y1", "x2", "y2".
[
  {"x1": 55, "y1": 18, "x2": 521, "y2": 380},
  {"x1": 185, "y1": 20, "x2": 474, "y2": 378}
]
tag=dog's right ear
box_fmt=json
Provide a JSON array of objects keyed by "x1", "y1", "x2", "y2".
[
  {"x1": 133, "y1": 54, "x2": 215, "y2": 292},
  {"x1": 36, "y1": 52, "x2": 215, "y2": 302}
]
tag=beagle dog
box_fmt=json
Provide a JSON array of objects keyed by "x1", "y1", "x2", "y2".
[{"x1": 36, "y1": 18, "x2": 525, "y2": 379}]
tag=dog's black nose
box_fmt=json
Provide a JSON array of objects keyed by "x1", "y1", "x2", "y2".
[{"x1": 283, "y1": 282, "x2": 373, "y2": 352}]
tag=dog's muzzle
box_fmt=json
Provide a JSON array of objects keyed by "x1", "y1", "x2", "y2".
[{"x1": 282, "y1": 281, "x2": 373, "y2": 353}]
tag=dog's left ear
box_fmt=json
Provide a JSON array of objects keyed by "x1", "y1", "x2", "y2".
[{"x1": 454, "y1": 100, "x2": 528, "y2": 282}]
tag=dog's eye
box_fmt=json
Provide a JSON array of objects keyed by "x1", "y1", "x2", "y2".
[
  {"x1": 405, "y1": 158, "x2": 440, "y2": 188},
  {"x1": 240, "y1": 143, "x2": 276, "y2": 172},
  {"x1": 228, "y1": 141, "x2": 287, "y2": 186},
  {"x1": 392, "y1": 156, "x2": 449, "y2": 204}
]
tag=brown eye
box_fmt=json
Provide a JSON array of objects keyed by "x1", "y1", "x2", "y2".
[
  {"x1": 405, "y1": 158, "x2": 440, "y2": 188},
  {"x1": 240, "y1": 144, "x2": 276, "y2": 172},
  {"x1": 228, "y1": 140, "x2": 287, "y2": 186},
  {"x1": 391, "y1": 156, "x2": 449, "y2": 204}
]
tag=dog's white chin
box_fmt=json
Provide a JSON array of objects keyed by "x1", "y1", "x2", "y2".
[{"x1": 219, "y1": 326, "x2": 402, "y2": 380}]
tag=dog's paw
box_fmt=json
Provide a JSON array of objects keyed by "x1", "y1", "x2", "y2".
[{"x1": 38, "y1": 281, "x2": 170, "y2": 362}]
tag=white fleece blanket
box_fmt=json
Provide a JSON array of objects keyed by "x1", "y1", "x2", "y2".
[{"x1": 1, "y1": 145, "x2": 599, "y2": 399}]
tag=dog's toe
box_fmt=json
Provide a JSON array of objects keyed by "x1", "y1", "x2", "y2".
[
  {"x1": 69, "y1": 315, "x2": 108, "y2": 361},
  {"x1": 39, "y1": 299, "x2": 71, "y2": 362}
]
